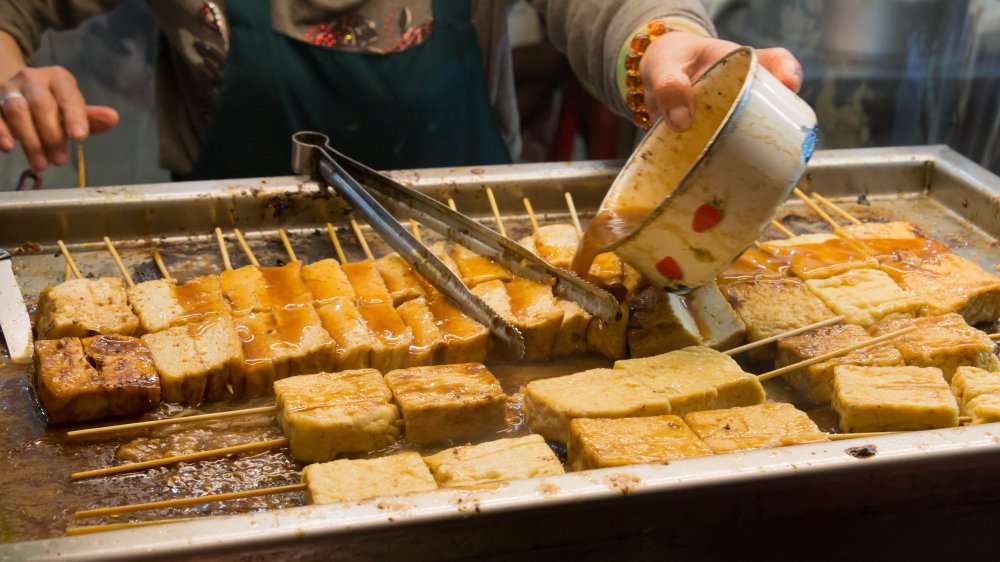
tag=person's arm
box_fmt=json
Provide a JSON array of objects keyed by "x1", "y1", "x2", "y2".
[{"x1": 0, "y1": 1, "x2": 120, "y2": 170}]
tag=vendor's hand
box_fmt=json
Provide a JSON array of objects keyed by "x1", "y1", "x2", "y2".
[
  {"x1": 0, "y1": 66, "x2": 119, "y2": 170},
  {"x1": 639, "y1": 31, "x2": 803, "y2": 132}
]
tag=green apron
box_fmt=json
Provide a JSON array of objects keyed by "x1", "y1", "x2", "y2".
[{"x1": 186, "y1": 0, "x2": 510, "y2": 180}]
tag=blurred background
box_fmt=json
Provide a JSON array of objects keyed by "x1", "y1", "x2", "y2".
[{"x1": 1, "y1": 0, "x2": 998, "y2": 188}]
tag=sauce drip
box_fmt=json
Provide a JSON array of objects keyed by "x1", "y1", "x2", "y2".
[{"x1": 571, "y1": 207, "x2": 652, "y2": 278}]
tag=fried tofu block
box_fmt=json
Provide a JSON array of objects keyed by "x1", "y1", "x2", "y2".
[
  {"x1": 589, "y1": 251, "x2": 625, "y2": 287},
  {"x1": 189, "y1": 316, "x2": 244, "y2": 400},
  {"x1": 951, "y1": 366, "x2": 1000, "y2": 424},
  {"x1": 832, "y1": 365, "x2": 959, "y2": 432},
  {"x1": 614, "y1": 346, "x2": 765, "y2": 417},
  {"x1": 586, "y1": 304, "x2": 628, "y2": 359},
  {"x1": 275, "y1": 370, "x2": 401, "y2": 463},
  {"x1": 506, "y1": 278, "x2": 564, "y2": 361},
  {"x1": 302, "y1": 453, "x2": 437, "y2": 504},
  {"x1": 358, "y1": 302, "x2": 413, "y2": 372},
  {"x1": 522, "y1": 368, "x2": 672, "y2": 444},
  {"x1": 385, "y1": 363, "x2": 506, "y2": 445},
  {"x1": 315, "y1": 297, "x2": 374, "y2": 371},
  {"x1": 552, "y1": 299, "x2": 591, "y2": 357},
  {"x1": 870, "y1": 313, "x2": 999, "y2": 381},
  {"x1": 142, "y1": 325, "x2": 207, "y2": 404},
  {"x1": 717, "y1": 247, "x2": 790, "y2": 284},
  {"x1": 343, "y1": 260, "x2": 393, "y2": 304},
  {"x1": 273, "y1": 305, "x2": 335, "y2": 376},
  {"x1": 129, "y1": 276, "x2": 231, "y2": 334},
  {"x1": 841, "y1": 221, "x2": 948, "y2": 263},
  {"x1": 232, "y1": 312, "x2": 287, "y2": 397},
  {"x1": 259, "y1": 261, "x2": 313, "y2": 310},
  {"x1": 684, "y1": 403, "x2": 828, "y2": 454},
  {"x1": 301, "y1": 259, "x2": 357, "y2": 305},
  {"x1": 219, "y1": 265, "x2": 269, "y2": 316},
  {"x1": 805, "y1": 269, "x2": 926, "y2": 327},
  {"x1": 763, "y1": 233, "x2": 878, "y2": 279},
  {"x1": 722, "y1": 277, "x2": 836, "y2": 360},
  {"x1": 396, "y1": 298, "x2": 443, "y2": 367},
  {"x1": 427, "y1": 297, "x2": 488, "y2": 364},
  {"x1": 471, "y1": 279, "x2": 515, "y2": 360},
  {"x1": 886, "y1": 254, "x2": 1000, "y2": 325},
  {"x1": 36, "y1": 278, "x2": 139, "y2": 339},
  {"x1": 34, "y1": 336, "x2": 160, "y2": 424},
  {"x1": 451, "y1": 244, "x2": 512, "y2": 287},
  {"x1": 776, "y1": 323, "x2": 905, "y2": 404},
  {"x1": 567, "y1": 415, "x2": 712, "y2": 471},
  {"x1": 533, "y1": 224, "x2": 579, "y2": 269},
  {"x1": 376, "y1": 254, "x2": 427, "y2": 305},
  {"x1": 423, "y1": 435, "x2": 564, "y2": 487},
  {"x1": 627, "y1": 283, "x2": 745, "y2": 359}
]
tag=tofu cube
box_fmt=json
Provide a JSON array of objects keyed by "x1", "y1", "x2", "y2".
[
  {"x1": 832, "y1": 365, "x2": 959, "y2": 432},
  {"x1": 505, "y1": 278, "x2": 565, "y2": 361},
  {"x1": 272, "y1": 305, "x2": 335, "y2": 376},
  {"x1": 169, "y1": 275, "x2": 231, "y2": 327},
  {"x1": 357, "y1": 302, "x2": 414, "y2": 372},
  {"x1": 35, "y1": 278, "x2": 138, "y2": 339},
  {"x1": 887, "y1": 254, "x2": 1000, "y2": 325},
  {"x1": 841, "y1": 221, "x2": 948, "y2": 263},
  {"x1": 533, "y1": 223, "x2": 578, "y2": 269},
  {"x1": 614, "y1": 346, "x2": 765, "y2": 417},
  {"x1": 259, "y1": 261, "x2": 313, "y2": 310},
  {"x1": 219, "y1": 265, "x2": 269, "y2": 316},
  {"x1": 522, "y1": 368, "x2": 672, "y2": 444},
  {"x1": 315, "y1": 297, "x2": 375, "y2": 371},
  {"x1": 375, "y1": 254, "x2": 426, "y2": 305},
  {"x1": 951, "y1": 366, "x2": 1000, "y2": 424},
  {"x1": 275, "y1": 370, "x2": 401, "y2": 463},
  {"x1": 871, "y1": 313, "x2": 999, "y2": 381},
  {"x1": 302, "y1": 453, "x2": 437, "y2": 504},
  {"x1": 427, "y1": 297, "x2": 488, "y2": 364},
  {"x1": 763, "y1": 233, "x2": 878, "y2": 279},
  {"x1": 567, "y1": 415, "x2": 712, "y2": 471},
  {"x1": 628, "y1": 282, "x2": 746, "y2": 358},
  {"x1": 189, "y1": 316, "x2": 244, "y2": 400},
  {"x1": 684, "y1": 403, "x2": 828, "y2": 454},
  {"x1": 586, "y1": 303, "x2": 629, "y2": 359},
  {"x1": 396, "y1": 298, "x2": 443, "y2": 367},
  {"x1": 589, "y1": 252, "x2": 625, "y2": 288},
  {"x1": 129, "y1": 275, "x2": 231, "y2": 334},
  {"x1": 385, "y1": 363, "x2": 507, "y2": 446},
  {"x1": 451, "y1": 244, "x2": 512, "y2": 287},
  {"x1": 232, "y1": 312, "x2": 287, "y2": 397},
  {"x1": 551, "y1": 299, "x2": 591, "y2": 357},
  {"x1": 423, "y1": 435, "x2": 564, "y2": 487},
  {"x1": 343, "y1": 260, "x2": 394, "y2": 304},
  {"x1": 776, "y1": 323, "x2": 905, "y2": 404},
  {"x1": 301, "y1": 259, "x2": 357, "y2": 305},
  {"x1": 34, "y1": 336, "x2": 160, "y2": 424},
  {"x1": 143, "y1": 317, "x2": 243, "y2": 404},
  {"x1": 470, "y1": 279, "x2": 513, "y2": 359},
  {"x1": 805, "y1": 268, "x2": 926, "y2": 327}
]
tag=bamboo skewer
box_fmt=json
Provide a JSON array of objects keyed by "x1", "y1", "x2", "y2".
[
  {"x1": 233, "y1": 228, "x2": 260, "y2": 267},
  {"x1": 565, "y1": 192, "x2": 583, "y2": 236},
  {"x1": 409, "y1": 219, "x2": 423, "y2": 243},
  {"x1": 447, "y1": 197, "x2": 457, "y2": 212},
  {"x1": 770, "y1": 220, "x2": 794, "y2": 239},
  {"x1": 724, "y1": 316, "x2": 846, "y2": 356},
  {"x1": 152, "y1": 250, "x2": 174, "y2": 282},
  {"x1": 522, "y1": 197, "x2": 539, "y2": 233},
  {"x1": 66, "y1": 406, "x2": 279, "y2": 439},
  {"x1": 75, "y1": 483, "x2": 308, "y2": 519},
  {"x1": 960, "y1": 416, "x2": 972, "y2": 424},
  {"x1": 103, "y1": 237, "x2": 134, "y2": 288},
  {"x1": 57, "y1": 240, "x2": 83, "y2": 279},
  {"x1": 325, "y1": 222, "x2": 347, "y2": 263},
  {"x1": 215, "y1": 228, "x2": 232, "y2": 271},
  {"x1": 76, "y1": 143, "x2": 86, "y2": 188},
  {"x1": 66, "y1": 517, "x2": 200, "y2": 536},
  {"x1": 70, "y1": 438, "x2": 289, "y2": 481},
  {"x1": 812, "y1": 193, "x2": 862, "y2": 225},
  {"x1": 990, "y1": 333, "x2": 1000, "y2": 341},
  {"x1": 278, "y1": 229, "x2": 298, "y2": 262},
  {"x1": 64, "y1": 262, "x2": 72, "y2": 282},
  {"x1": 758, "y1": 325, "x2": 918, "y2": 382},
  {"x1": 792, "y1": 187, "x2": 843, "y2": 234},
  {"x1": 484, "y1": 187, "x2": 507, "y2": 238},
  {"x1": 349, "y1": 216, "x2": 375, "y2": 261}
]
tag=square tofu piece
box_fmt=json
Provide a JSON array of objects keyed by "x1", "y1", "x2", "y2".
[
  {"x1": 776, "y1": 323, "x2": 905, "y2": 404},
  {"x1": 888, "y1": 254, "x2": 1000, "y2": 325},
  {"x1": 128, "y1": 275, "x2": 230, "y2": 334},
  {"x1": 302, "y1": 453, "x2": 437, "y2": 504},
  {"x1": 36, "y1": 278, "x2": 139, "y2": 339},
  {"x1": 220, "y1": 265, "x2": 269, "y2": 316},
  {"x1": 722, "y1": 277, "x2": 836, "y2": 360},
  {"x1": 358, "y1": 302, "x2": 413, "y2": 372},
  {"x1": 301, "y1": 259, "x2": 357, "y2": 305},
  {"x1": 614, "y1": 346, "x2": 765, "y2": 417},
  {"x1": 272, "y1": 305, "x2": 335, "y2": 377},
  {"x1": 567, "y1": 415, "x2": 712, "y2": 471},
  {"x1": 189, "y1": 316, "x2": 244, "y2": 400},
  {"x1": 551, "y1": 299, "x2": 591, "y2": 357},
  {"x1": 684, "y1": 403, "x2": 828, "y2": 454},
  {"x1": 805, "y1": 268, "x2": 926, "y2": 327},
  {"x1": 427, "y1": 297, "x2": 488, "y2": 364},
  {"x1": 533, "y1": 223, "x2": 579, "y2": 269},
  {"x1": 506, "y1": 278, "x2": 565, "y2": 361},
  {"x1": 832, "y1": 365, "x2": 959, "y2": 432},
  {"x1": 143, "y1": 317, "x2": 243, "y2": 403},
  {"x1": 763, "y1": 233, "x2": 878, "y2": 279},
  {"x1": 522, "y1": 368, "x2": 672, "y2": 444},
  {"x1": 396, "y1": 298, "x2": 443, "y2": 367},
  {"x1": 385, "y1": 363, "x2": 506, "y2": 446},
  {"x1": 315, "y1": 297, "x2": 375, "y2": 371},
  {"x1": 841, "y1": 221, "x2": 948, "y2": 263},
  {"x1": 951, "y1": 367, "x2": 1000, "y2": 424},
  {"x1": 586, "y1": 303, "x2": 628, "y2": 360},
  {"x1": 375, "y1": 254, "x2": 426, "y2": 305},
  {"x1": 343, "y1": 260, "x2": 394, "y2": 304},
  {"x1": 629, "y1": 282, "x2": 746, "y2": 359},
  {"x1": 259, "y1": 261, "x2": 313, "y2": 310},
  {"x1": 471, "y1": 279, "x2": 515, "y2": 360},
  {"x1": 451, "y1": 244, "x2": 512, "y2": 287},
  {"x1": 275, "y1": 370, "x2": 401, "y2": 463},
  {"x1": 423, "y1": 435, "x2": 564, "y2": 487},
  {"x1": 34, "y1": 336, "x2": 160, "y2": 424},
  {"x1": 871, "y1": 313, "x2": 999, "y2": 381},
  {"x1": 232, "y1": 312, "x2": 288, "y2": 397}
]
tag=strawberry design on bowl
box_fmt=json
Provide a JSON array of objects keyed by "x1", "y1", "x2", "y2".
[
  {"x1": 656, "y1": 256, "x2": 682, "y2": 280},
  {"x1": 692, "y1": 199, "x2": 724, "y2": 232}
]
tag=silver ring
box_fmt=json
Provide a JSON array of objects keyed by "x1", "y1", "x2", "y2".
[{"x1": 0, "y1": 91, "x2": 25, "y2": 105}]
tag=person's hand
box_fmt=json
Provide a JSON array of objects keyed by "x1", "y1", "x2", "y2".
[
  {"x1": 639, "y1": 31, "x2": 803, "y2": 132},
  {"x1": 0, "y1": 66, "x2": 119, "y2": 170}
]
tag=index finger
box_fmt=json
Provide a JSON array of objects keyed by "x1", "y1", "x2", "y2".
[{"x1": 51, "y1": 77, "x2": 88, "y2": 140}]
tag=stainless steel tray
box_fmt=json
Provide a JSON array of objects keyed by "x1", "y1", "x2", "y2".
[{"x1": 3, "y1": 146, "x2": 1000, "y2": 561}]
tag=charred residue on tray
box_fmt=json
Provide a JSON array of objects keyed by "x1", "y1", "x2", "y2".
[
  {"x1": 604, "y1": 473, "x2": 641, "y2": 495},
  {"x1": 845, "y1": 445, "x2": 878, "y2": 459}
]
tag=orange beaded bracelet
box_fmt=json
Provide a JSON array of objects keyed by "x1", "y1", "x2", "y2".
[{"x1": 625, "y1": 19, "x2": 669, "y2": 129}]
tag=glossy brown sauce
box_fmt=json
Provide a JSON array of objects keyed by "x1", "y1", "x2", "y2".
[
  {"x1": 359, "y1": 303, "x2": 408, "y2": 346},
  {"x1": 717, "y1": 247, "x2": 791, "y2": 283},
  {"x1": 173, "y1": 277, "x2": 224, "y2": 323},
  {"x1": 572, "y1": 207, "x2": 651, "y2": 278},
  {"x1": 769, "y1": 238, "x2": 872, "y2": 276},
  {"x1": 259, "y1": 262, "x2": 310, "y2": 309}
]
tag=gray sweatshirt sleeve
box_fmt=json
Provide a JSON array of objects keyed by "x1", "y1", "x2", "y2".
[
  {"x1": 528, "y1": 0, "x2": 716, "y2": 117},
  {"x1": 0, "y1": 0, "x2": 120, "y2": 61}
]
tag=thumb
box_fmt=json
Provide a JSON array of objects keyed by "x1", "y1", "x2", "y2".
[
  {"x1": 646, "y1": 67, "x2": 694, "y2": 132},
  {"x1": 85, "y1": 106, "x2": 119, "y2": 135}
]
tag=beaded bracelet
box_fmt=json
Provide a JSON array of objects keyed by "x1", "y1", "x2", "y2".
[{"x1": 625, "y1": 19, "x2": 669, "y2": 130}]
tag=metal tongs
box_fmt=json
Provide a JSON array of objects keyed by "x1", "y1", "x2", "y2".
[{"x1": 291, "y1": 131, "x2": 620, "y2": 361}]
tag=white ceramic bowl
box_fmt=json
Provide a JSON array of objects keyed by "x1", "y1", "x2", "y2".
[{"x1": 577, "y1": 47, "x2": 817, "y2": 292}]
